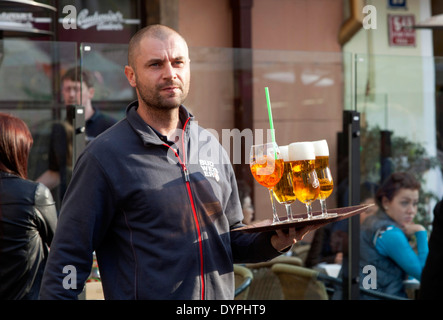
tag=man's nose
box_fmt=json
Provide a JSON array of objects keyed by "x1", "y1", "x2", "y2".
[
  {"x1": 163, "y1": 63, "x2": 177, "y2": 79},
  {"x1": 67, "y1": 88, "x2": 77, "y2": 96}
]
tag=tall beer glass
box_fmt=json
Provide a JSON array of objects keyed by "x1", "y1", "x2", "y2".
[
  {"x1": 312, "y1": 140, "x2": 336, "y2": 217},
  {"x1": 289, "y1": 142, "x2": 320, "y2": 219},
  {"x1": 272, "y1": 145, "x2": 300, "y2": 222},
  {"x1": 250, "y1": 142, "x2": 284, "y2": 224}
]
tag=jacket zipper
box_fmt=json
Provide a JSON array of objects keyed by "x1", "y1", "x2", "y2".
[{"x1": 162, "y1": 117, "x2": 205, "y2": 300}]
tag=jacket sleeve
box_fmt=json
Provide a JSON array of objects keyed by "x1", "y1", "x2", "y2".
[
  {"x1": 34, "y1": 183, "x2": 57, "y2": 246},
  {"x1": 39, "y1": 150, "x2": 116, "y2": 299}
]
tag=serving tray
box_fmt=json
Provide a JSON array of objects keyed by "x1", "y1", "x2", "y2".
[{"x1": 233, "y1": 204, "x2": 373, "y2": 233}]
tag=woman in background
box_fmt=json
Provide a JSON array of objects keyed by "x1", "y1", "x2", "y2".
[
  {"x1": 360, "y1": 172, "x2": 428, "y2": 298},
  {"x1": 0, "y1": 113, "x2": 57, "y2": 299}
]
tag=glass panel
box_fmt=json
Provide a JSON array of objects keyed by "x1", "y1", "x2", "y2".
[
  {"x1": 355, "y1": 53, "x2": 440, "y2": 223},
  {"x1": 80, "y1": 42, "x2": 133, "y2": 122},
  {"x1": 0, "y1": 39, "x2": 77, "y2": 211},
  {"x1": 249, "y1": 49, "x2": 345, "y2": 219},
  {"x1": 11, "y1": 40, "x2": 442, "y2": 300},
  {"x1": 354, "y1": 53, "x2": 441, "y2": 300},
  {"x1": 81, "y1": 44, "x2": 349, "y2": 299}
]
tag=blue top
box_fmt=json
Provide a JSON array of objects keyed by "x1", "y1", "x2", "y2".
[
  {"x1": 360, "y1": 211, "x2": 429, "y2": 297},
  {"x1": 375, "y1": 226, "x2": 428, "y2": 280}
]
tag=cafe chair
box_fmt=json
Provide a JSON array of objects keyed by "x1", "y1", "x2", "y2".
[
  {"x1": 291, "y1": 243, "x2": 311, "y2": 266},
  {"x1": 234, "y1": 264, "x2": 253, "y2": 300},
  {"x1": 272, "y1": 263, "x2": 329, "y2": 300},
  {"x1": 311, "y1": 270, "x2": 411, "y2": 300},
  {"x1": 244, "y1": 255, "x2": 303, "y2": 300}
]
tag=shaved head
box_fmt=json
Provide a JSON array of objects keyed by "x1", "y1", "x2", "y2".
[{"x1": 128, "y1": 24, "x2": 187, "y2": 69}]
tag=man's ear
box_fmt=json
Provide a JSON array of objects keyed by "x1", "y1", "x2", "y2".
[
  {"x1": 88, "y1": 87, "x2": 95, "y2": 99},
  {"x1": 124, "y1": 65, "x2": 136, "y2": 88}
]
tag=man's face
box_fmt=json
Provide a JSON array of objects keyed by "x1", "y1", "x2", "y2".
[
  {"x1": 125, "y1": 34, "x2": 191, "y2": 111},
  {"x1": 62, "y1": 80, "x2": 94, "y2": 106}
]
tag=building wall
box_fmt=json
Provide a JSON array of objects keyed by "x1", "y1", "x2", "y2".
[
  {"x1": 178, "y1": 0, "x2": 233, "y2": 47},
  {"x1": 252, "y1": 0, "x2": 343, "y2": 51}
]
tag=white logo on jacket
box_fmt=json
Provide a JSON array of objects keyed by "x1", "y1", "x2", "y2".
[{"x1": 199, "y1": 159, "x2": 220, "y2": 182}]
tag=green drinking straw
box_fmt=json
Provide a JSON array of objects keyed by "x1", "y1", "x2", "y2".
[{"x1": 265, "y1": 87, "x2": 276, "y2": 145}]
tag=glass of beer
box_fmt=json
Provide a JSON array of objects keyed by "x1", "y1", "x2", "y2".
[
  {"x1": 250, "y1": 142, "x2": 284, "y2": 224},
  {"x1": 272, "y1": 145, "x2": 301, "y2": 222},
  {"x1": 288, "y1": 142, "x2": 320, "y2": 220},
  {"x1": 312, "y1": 140, "x2": 336, "y2": 217}
]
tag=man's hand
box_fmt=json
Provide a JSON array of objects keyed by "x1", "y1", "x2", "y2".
[{"x1": 270, "y1": 225, "x2": 316, "y2": 252}]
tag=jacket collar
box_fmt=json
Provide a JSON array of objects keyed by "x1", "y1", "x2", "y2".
[
  {"x1": 0, "y1": 171, "x2": 19, "y2": 179},
  {"x1": 125, "y1": 100, "x2": 194, "y2": 146}
]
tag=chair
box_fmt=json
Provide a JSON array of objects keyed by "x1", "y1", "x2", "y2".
[
  {"x1": 291, "y1": 243, "x2": 311, "y2": 266},
  {"x1": 234, "y1": 264, "x2": 253, "y2": 300},
  {"x1": 272, "y1": 264, "x2": 410, "y2": 301},
  {"x1": 272, "y1": 263, "x2": 329, "y2": 300},
  {"x1": 244, "y1": 255, "x2": 303, "y2": 300}
]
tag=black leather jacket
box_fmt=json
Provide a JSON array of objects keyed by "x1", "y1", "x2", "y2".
[{"x1": 0, "y1": 171, "x2": 57, "y2": 299}]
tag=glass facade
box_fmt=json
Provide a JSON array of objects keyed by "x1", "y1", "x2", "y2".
[{"x1": 1, "y1": 38, "x2": 440, "y2": 300}]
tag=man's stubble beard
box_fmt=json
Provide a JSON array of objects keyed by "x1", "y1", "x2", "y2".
[{"x1": 136, "y1": 80, "x2": 189, "y2": 112}]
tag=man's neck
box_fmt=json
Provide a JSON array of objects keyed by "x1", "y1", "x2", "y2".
[
  {"x1": 84, "y1": 103, "x2": 95, "y2": 121},
  {"x1": 137, "y1": 103, "x2": 182, "y2": 141}
]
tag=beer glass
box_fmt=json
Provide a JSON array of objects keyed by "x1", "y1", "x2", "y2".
[
  {"x1": 272, "y1": 145, "x2": 301, "y2": 222},
  {"x1": 312, "y1": 140, "x2": 336, "y2": 218},
  {"x1": 288, "y1": 142, "x2": 320, "y2": 219},
  {"x1": 250, "y1": 142, "x2": 284, "y2": 224}
]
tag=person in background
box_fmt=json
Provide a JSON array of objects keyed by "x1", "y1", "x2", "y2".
[
  {"x1": 0, "y1": 113, "x2": 57, "y2": 299},
  {"x1": 40, "y1": 24, "x2": 308, "y2": 300},
  {"x1": 62, "y1": 67, "x2": 118, "y2": 142},
  {"x1": 37, "y1": 67, "x2": 117, "y2": 191},
  {"x1": 360, "y1": 172, "x2": 428, "y2": 298}
]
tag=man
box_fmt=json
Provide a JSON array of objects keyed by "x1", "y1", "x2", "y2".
[
  {"x1": 37, "y1": 67, "x2": 117, "y2": 190},
  {"x1": 40, "y1": 25, "x2": 305, "y2": 300}
]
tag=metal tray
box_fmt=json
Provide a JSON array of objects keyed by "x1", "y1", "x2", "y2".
[{"x1": 233, "y1": 204, "x2": 373, "y2": 233}]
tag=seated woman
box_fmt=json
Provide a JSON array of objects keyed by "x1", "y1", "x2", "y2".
[{"x1": 360, "y1": 172, "x2": 428, "y2": 298}]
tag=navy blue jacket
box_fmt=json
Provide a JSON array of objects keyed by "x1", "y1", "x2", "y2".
[{"x1": 40, "y1": 102, "x2": 281, "y2": 300}]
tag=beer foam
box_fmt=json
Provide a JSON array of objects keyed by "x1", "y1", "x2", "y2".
[
  {"x1": 312, "y1": 139, "x2": 329, "y2": 156},
  {"x1": 279, "y1": 145, "x2": 289, "y2": 161},
  {"x1": 288, "y1": 142, "x2": 315, "y2": 161}
]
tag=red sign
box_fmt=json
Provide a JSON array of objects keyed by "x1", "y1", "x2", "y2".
[{"x1": 388, "y1": 15, "x2": 416, "y2": 47}]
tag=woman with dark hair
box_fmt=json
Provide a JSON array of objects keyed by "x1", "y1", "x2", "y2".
[
  {"x1": 360, "y1": 172, "x2": 428, "y2": 298},
  {"x1": 0, "y1": 113, "x2": 57, "y2": 299}
]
